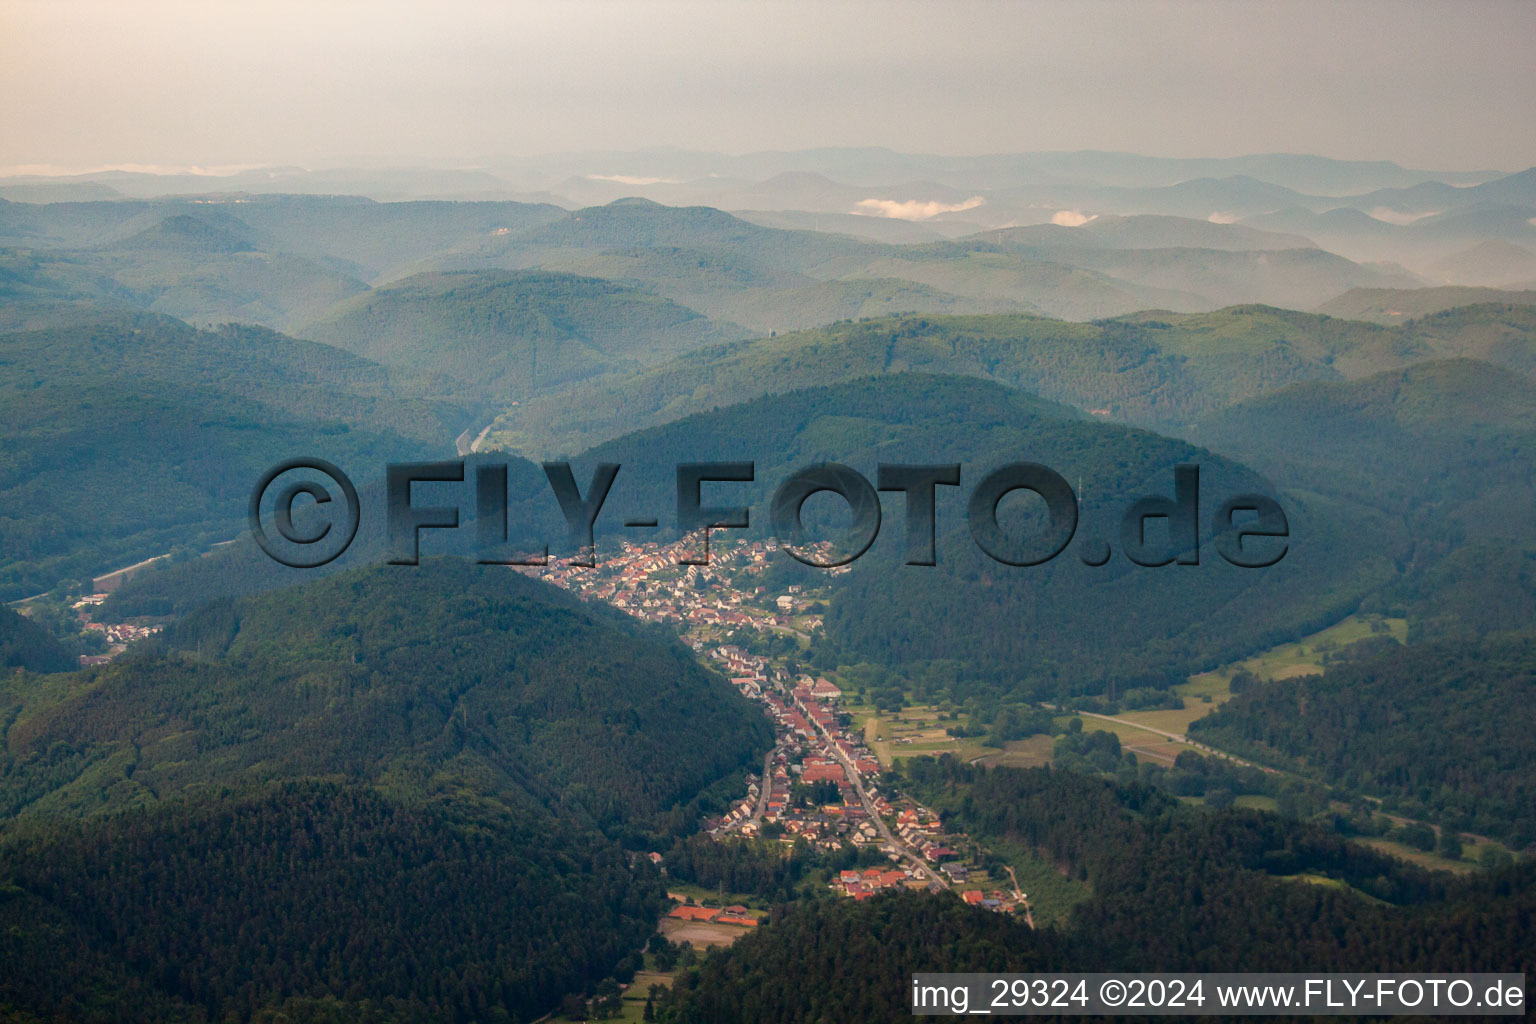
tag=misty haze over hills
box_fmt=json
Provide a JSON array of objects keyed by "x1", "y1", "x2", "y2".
[{"x1": 5, "y1": 149, "x2": 1531, "y2": 292}]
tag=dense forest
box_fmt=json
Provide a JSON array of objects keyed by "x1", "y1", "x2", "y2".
[
  {"x1": 1191, "y1": 637, "x2": 1536, "y2": 844},
  {"x1": 0, "y1": 781, "x2": 664, "y2": 1023},
  {"x1": 0, "y1": 606, "x2": 73, "y2": 673},
  {"x1": 1191, "y1": 356, "x2": 1536, "y2": 642},
  {"x1": 2, "y1": 183, "x2": 1534, "y2": 1024},
  {"x1": 653, "y1": 760, "x2": 1536, "y2": 1023},
  {"x1": 0, "y1": 560, "x2": 773, "y2": 1021},
  {"x1": 4, "y1": 559, "x2": 772, "y2": 828},
  {"x1": 659, "y1": 891, "x2": 1074, "y2": 1023}
]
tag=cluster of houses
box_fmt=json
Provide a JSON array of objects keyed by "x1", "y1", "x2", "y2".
[
  {"x1": 524, "y1": 540, "x2": 821, "y2": 632},
  {"x1": 69, "y1": 593, "x2": 162, "y2": 665},
  {"x1": 82, "y1": 618, "x2": 161, "y2": 646},
  {"x1": 960, "y1": 888, "x2": 1022, "y2": 912},
  {"x1": 834, "y1": 865, "x2": 933, "y2": 898}
]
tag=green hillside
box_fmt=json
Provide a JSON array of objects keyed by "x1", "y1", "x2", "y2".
[
  {"x1": 0, "y1": 560, "x2": 770, "y2": 1020},
  {"x1": 0, "y1": 311, "x2": 466, "y2": 600},
  {"x1": 1316, "y1": 285, "x2": 1536, "y2": 323},
  {"x1": 850, "y1": 247, "x2": 1198, "y2": 319},
  {"x1": 1031, "y1": 213, "x2": 1317, "y2": 251},
  {"x1": 488, "y1": 197, "x2": 879, "y2": 277},
  {"x1": 0, "y1": 247, "x2": 137, "y2": 321},
  {"x1": 484, "y1": 304, "x2": 1536, "y2": 458},
  {"x1": 0, "y1": 606, "x2": 74, "y2": 673},
  {"x1": 0, "y1": 209, "x2": 378, "y2": 332},
  {"x1": 96, "y1": 217, "x2": 371, "y2": 330},
  {"x1": 302, "y1": 268, "x2": 747, "y2": 400},
  {"x1": 5, "y1": 560, "x2": 770, "y2": 824},
  {"x1": 995, "y1": 243, "x2": 1420, "y2": 310},
  {"x1": 1188, "y1": 359, "x2": 1536, "y2": 637},
  {"x1": 0, "y1": 194, "x2": 570, "y2": 283},
  {"x1": 0, "y1": 781, "x2": 665, "y2": 1023},
  {"x1": 229, "y1": 195, "x2": 570, "y2": 280},
  {"x1": 1190, "y1": 358, "x2": 1536, "y2": 498},
  {"x1": 93, "y1": 452, "x2": 553, "y2": 621},
  {"x1": 1190, "y1": 637, "x2": 1536, "y2": 845}
]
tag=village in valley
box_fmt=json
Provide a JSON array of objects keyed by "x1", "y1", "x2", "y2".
[
  {"x1": 520, "y1": 536, "x2": 1033, "y2": 921},
  {"x1": 69, "y1": 591, "x2": 161, "y2": 666},
  {"x1": 44, "y1": 531, "x2": 1035, "y2": 943}
]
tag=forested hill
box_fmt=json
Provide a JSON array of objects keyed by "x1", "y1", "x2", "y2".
[
  {"x1": 1188, "y1": 358, "x2": 1536, "y2": 641},
  {"x1": 484, "y1": 303, "x2": 1536, "y2": 458},
  {"x1": 653, "y1": 762, "x2": 1536, "y2": 1023},
  {"x1": 0, "y1": 310, "x2": 468, "y2": 601},
  {"x1": 0, "y1": 559, "x2": 771, "y2": 1021},
  {"x1": 1190, "y1": 637, "x2": 1536, "y2": 845},
  {"x1": 0, "y1": 606, "x2": 73, "y2": 672},
  {"x1": 6, "y1": 558, "x2": 772, "y2": 827},
  {"x1": 300, "y1": 268, "x2": 749, "y2": 401},
  {"x1": 0, "y1": 781, "x2": 667, "y2": 1023}
]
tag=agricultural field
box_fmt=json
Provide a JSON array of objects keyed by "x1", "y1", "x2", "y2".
[
  {"x1": 659, "y1": 917, "x2": 755, "y2": 948},
  {"x1": 845, "y1": 699, "x2": 1006, "y2": 767}
]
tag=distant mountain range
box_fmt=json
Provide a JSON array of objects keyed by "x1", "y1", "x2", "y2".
[{"x1": 5, "y1": 152, "x2": 1532, "y2": 289}]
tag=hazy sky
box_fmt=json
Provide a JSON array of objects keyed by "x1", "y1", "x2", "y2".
[{"x1": 3, "y1": 0, "x2": 1534, "y2": 174}]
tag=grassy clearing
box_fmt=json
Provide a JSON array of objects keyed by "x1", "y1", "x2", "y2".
[
  {"x1": 1359, "y1": 838, "x2": 1478, "y2": 875},
  {"x1": 848, "y1": 702, "x2": 1010, "y2": 767},
  {"x1": 1278, "y1": 873, "x2": 1389, "y2": 904},
  {"x1": 974, "y1": 734, "x2": 1055, "y2": 769},
  {"x1": 1196, "y1": 614, "x2": 1408, "y2": 688},
  {"x1": 616, "y1": 969, "x2": 674, "y2": 1021},
  {"x1": 985, "y1": 839, "x2": 1091, "y2": 928},
  {"x1": 1074, "y1": 717, "x2": 1199, "y2": 759}
]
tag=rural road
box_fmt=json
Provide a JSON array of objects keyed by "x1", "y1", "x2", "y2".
[{"x1": 802, "y1": 700, "x2": 950, "y2": 891}]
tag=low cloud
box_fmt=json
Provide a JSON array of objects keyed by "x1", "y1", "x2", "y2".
[
  {"x1": 587, "y1": 174, "x2": 679, "y2": 185},
  {"x1": 1207, "y1": 211, "x2": 1240, "y2": 224},
  {"x1": 1050, "y1": 209, "x2": 1095, "y2": 227},
  {"x1": 0, "y1": 162, "x2": 259, "y2": 176},
  {"x1": 854, "y1": 196, "x2": 985, "y2": 221},
  {"x1": 1368, "y1": 206, "x2": 1439, "y2": 225}
]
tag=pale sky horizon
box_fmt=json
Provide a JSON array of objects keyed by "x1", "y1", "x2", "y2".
[{"x1": 3, "y1": 0, "x2": 1534, "y2": 175}]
